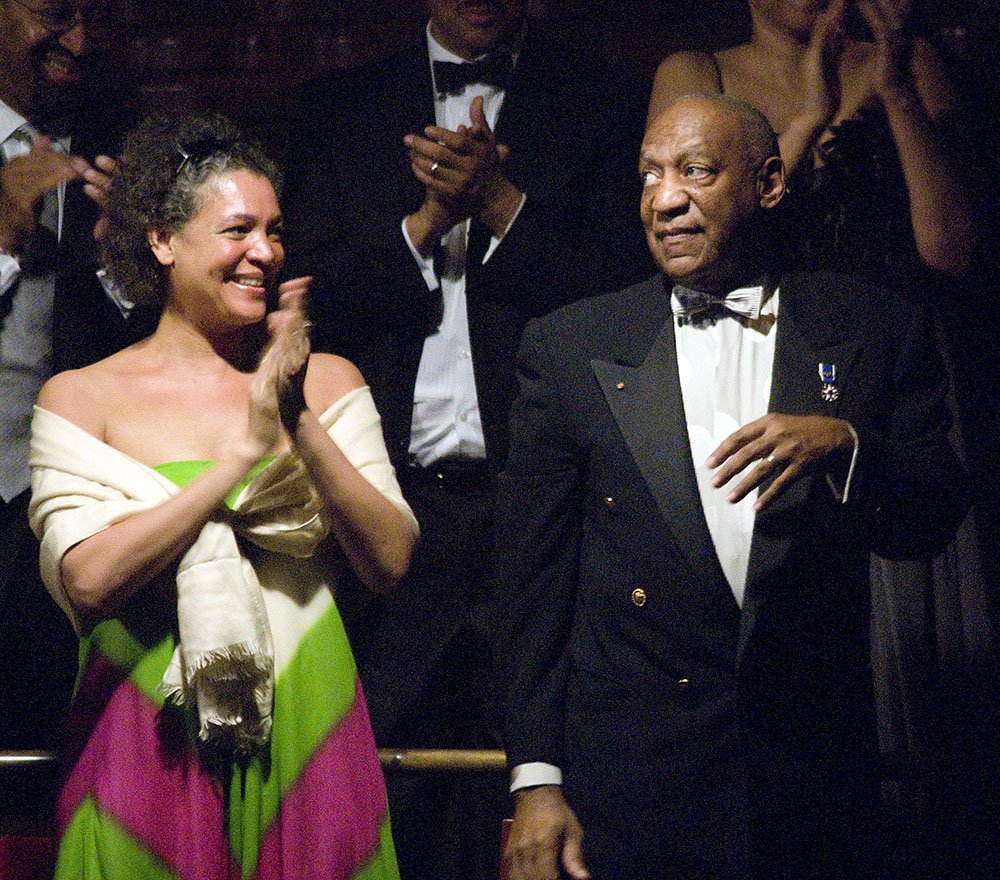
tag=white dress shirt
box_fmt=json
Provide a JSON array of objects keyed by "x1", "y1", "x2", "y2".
[
  {"x1": 402, "y1": 25, "x2": 524, "y2": 466},
  {"x1": 676, "y1": 285, "x2": 779, "y2": 606}
]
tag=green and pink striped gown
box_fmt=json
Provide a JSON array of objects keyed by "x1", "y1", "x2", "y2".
[{"x1": 52, "y1": 460, "x2": 400, "y2": 880}]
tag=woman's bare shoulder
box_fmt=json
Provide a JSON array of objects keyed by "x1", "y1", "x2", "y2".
[
  {"x1": 649, "y1": 50, "x2": 725, "y2": 120},
  {"x1": 36, "y1": 343, "x2": 153, "y2": 439},
  {"x1": 37, "y1": 366, "x2": 110, "y2": 438},
  {"x1": 304, "y1": 352, "x2": 367, "y2": 413},
  {"x1": 714, "y1": 43, "x2": 754, "y2": 70}
]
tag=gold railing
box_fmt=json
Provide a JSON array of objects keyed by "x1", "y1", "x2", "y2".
[
  {"x1": 0, "y1": 751, "x2": 54, "y2": 767},
  {"x1": 1, "y1": 748, "x2": 507, "y2": 772},
  {"x1": 377, "y1": 748, "x2": 507, "y2": 772}
]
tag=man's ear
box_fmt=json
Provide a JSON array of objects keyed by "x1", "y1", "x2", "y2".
[
  {"x1": 147, "y1": 225, "x2": 175, "y2": 267},
  {"x1": 757, "y1": 156, "x2": 785, "y2": 210}
]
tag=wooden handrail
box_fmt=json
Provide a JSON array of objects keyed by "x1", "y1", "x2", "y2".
[
  {"x1": 0, "y1": 751, "x2": 55, "y2": 767},
  {"x1": 1, "y1": 748, "x2": 508, "y2": 773},
  {"x1": 377, "y1": 748, "x2": 507, "y2": 772}
]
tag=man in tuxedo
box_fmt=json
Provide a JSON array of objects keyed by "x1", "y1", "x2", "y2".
[
  {"x1": 282, "y1": 2, "x2": 651, "y2": 877},
  {"x1": 0, "y1": 0, "x2": 142, "y2": 752},
  {"x1": 497, "y1": 94, "x2": 968, "y2": 880}
]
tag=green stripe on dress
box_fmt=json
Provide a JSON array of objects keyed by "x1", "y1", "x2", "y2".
[
  {"x1": 55, "y1": 795, "x2": 180, "y2": 880},
  {"x1": 148, "y1": 460, "x2": 366, "y2": 878},
  {"x1": 155, "y1": 458, "x2": 274, "y2": 509},
  {"x1": 351, "y1": 819, "x2": 399, "y2": 880},
  {"x1": 85, "y1": 621, "x2": 176, "y2": 708},
  {"x1": 228, "y1": 599, "x2": 358, "y2": 878}
]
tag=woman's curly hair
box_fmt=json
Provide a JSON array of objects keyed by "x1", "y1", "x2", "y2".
[{"x1": 101, "y1": 113, "x2": 283, "y2": 307}]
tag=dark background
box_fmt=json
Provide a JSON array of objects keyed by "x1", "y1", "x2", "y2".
[{"x1": 96, "y1": 0, "x2": 998, "y2": 166}]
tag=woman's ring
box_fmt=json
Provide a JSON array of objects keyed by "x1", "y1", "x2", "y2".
[
  {"x1": 765, "y1": 454, "x2": 778, "y2": 466},
  {"x1": 429, "y1": 160, "x2": 440, "y2": 176}
]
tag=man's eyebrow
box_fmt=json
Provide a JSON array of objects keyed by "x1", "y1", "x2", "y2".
[{"x1": 639, "y1": 144, "x2": 675, "y2": 160}]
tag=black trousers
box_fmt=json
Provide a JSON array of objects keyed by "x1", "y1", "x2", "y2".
[
  {"x1": 341, "y1": 466, "x2": 509, "y2": 880},
  {"x1": 0, "y1": 489, "x2": 77, "y2": 820},
  {"x1": 0, "y1": 489, "x2": 77, "y2": 751}
]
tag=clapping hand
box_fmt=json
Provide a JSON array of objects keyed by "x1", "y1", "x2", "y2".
[
  {"x1": 404, "y1": 96, "x2": 521, "y2": 251},
  {"x1": 248, "y1": 276, "x2": 313, "y2": 455},
  {"x1": 856, "y1": 0, "x2": 916, "y2": 105},
  {"x1": 85, "y1": 154, "x2": 122, "y2": 242},
  {"x1": 407, "y1": 96, "x2": 511, "y2": 215},
  {"x1": 0, "y1": 137, "x2": 91, "y2": 253},
  {"x1": 800, "y1": 0, "x2": 849, "y2": 129}
]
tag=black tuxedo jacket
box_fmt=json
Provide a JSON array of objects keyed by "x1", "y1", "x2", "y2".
[
  {"x1": 55, "y1": 96, "x2": 149, "y2": 370},
  {"x1": 495, "y1": 271, "x2": 968, "y2": 877},
  {"x1": 283, "y1": 29, "x2": 654, "y2": 471}
]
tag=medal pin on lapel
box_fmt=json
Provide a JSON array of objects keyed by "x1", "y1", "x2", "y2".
[{"x1": 818, "y1": 363, "x2": 839, "y2": 402}]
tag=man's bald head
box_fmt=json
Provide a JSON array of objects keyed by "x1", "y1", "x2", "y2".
[{"x1": 665, "y1": 94, "x2": 779, "y2": 169}]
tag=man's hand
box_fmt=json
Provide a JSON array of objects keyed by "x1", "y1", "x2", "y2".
[
  {"x1": 707, "y1": 413, "x2": 855, "y2": 511},
  {"x1": 85, "y1": 154, "x2": 121, "y2": 242},
  {"x1": 403, "y1": 96, "x2": 522, "y2": 252},
  {"x1": 0, "y1": 138, "x2": 90, "y2": 253},
  {"x1": 506, "y1": 786, "x2": 589, "y2": 880}
]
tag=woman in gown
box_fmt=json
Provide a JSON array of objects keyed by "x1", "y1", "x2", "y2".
[
  {"x1": 648, "y1": 0, "x2": 976, "y2": 282},
  {"x1": 649, "y1": 1, "x2": 995, "y2": 873},
  {"x1": 28, "y1": 113, "x2": 417, "y2": 880}
]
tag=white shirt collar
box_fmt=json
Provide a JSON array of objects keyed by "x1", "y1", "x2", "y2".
[
  {"x1": 427, "y1": 22, "x2": 475, "y2": 64},
  {"x1": 425, "y1": 21, "x2": 520, "y2": 68},
  {"x1": 0, "y1": 99, "x2": 29, "y2": 146}
]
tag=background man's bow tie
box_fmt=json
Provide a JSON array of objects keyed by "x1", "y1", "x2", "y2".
[
  {"x1": 433, "y1": 54, "x2": 514, "y2": 93},
  {"x1": 672, "y1": 284, "x2": 765, "y2": 326}
]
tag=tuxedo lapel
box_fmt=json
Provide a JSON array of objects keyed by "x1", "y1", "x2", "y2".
[
  {"x1": 387, "y1": 41, "x2": 437, "y2": 155},
  {"x1": 591, "y1": 291, "x2": 728, "y2": 587},
  {"x1": 491, "y1": 35, "x2": 534, "y2": 147},
  {"x1": 492, "y1": 33, "x2": 553, "y2": 182},
  {"x1": 739, "y1": 277, "x2": 860, "y2": 660}
]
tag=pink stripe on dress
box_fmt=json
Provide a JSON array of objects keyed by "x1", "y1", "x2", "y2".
[
  {"x1": 58, "y1": 676, "x2": 238, "y2": 880},
  {"x1": 253, "y1": 680, "x2": 389, "y2": 880},
  {"x1": 60, "y1": 651, "x2": 131, "y2": 776}
]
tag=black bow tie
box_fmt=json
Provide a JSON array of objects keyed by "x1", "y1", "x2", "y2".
[{"x1": 433, "y1": 54, "x2": 514, "y2": 94}]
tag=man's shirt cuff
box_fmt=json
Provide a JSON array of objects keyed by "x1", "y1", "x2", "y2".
[
  {"x1": 510, "y1": 761, "x2": 562, "y2": 793},
  {"x1": 401, "y1": 217, "x2": 440, "y2": 291},
  {"x1": 0, "y1": 251, "x2": 21, "y2": 295},
  {"x1": 483, "y1": 192, "x2": 527, "y2": 264},
  {"x1": 826, "y1": 422, "x2": 859, "y2": 504}
]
